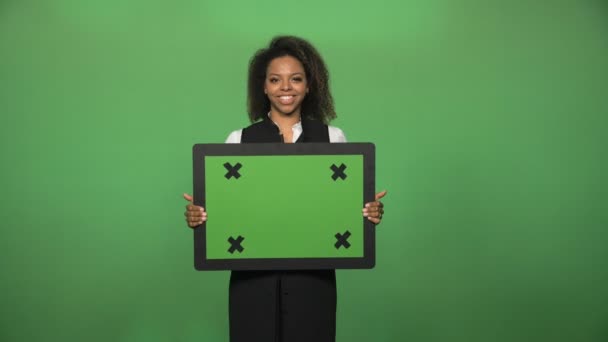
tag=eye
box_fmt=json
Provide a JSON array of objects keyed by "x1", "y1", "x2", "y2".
[
  {"x1": 292, "y1": 77, "x2": 303, "y2": 82},
  {"x1": 269, "y1": 78, "x2": 279, "y2": 83}
]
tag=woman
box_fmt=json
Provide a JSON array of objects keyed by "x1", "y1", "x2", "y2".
[{"x1": 183, "y1": 36, "x2": 386, "y2": 342}]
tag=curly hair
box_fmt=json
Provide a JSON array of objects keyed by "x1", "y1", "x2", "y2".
[{"x1": 247, "y1": 36, "x2": 336, "y2": 124}]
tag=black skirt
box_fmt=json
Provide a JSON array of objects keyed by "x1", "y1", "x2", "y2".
[{"x1": 229, "y1": 270, "x2": 337, "y2": 342}]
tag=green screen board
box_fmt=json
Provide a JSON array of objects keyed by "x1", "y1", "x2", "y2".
[{"x1": 193, "y1": 143, "x2": 375, "y2": 270}]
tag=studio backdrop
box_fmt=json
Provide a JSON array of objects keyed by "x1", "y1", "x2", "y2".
[{"x1": 1, "y1": 1, "x2": 607, "y2": 341}]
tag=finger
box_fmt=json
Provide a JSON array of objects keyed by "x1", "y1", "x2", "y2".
[
  {"x1": 375, "y1": 190, "x2": 387, "y2": 201},
  {"x1": 186, "y1": 218, "x2": 200, "y2": 228},
  {"x1": 186, "y1": 205, "x2": 205, "y2": 212},
  {"x1": 183, "y1": 193, "x2": 194, "y2": 202},
  {"x1": 188, "y1": 216, "x2": 206, "y2": 224},
  {"x1": 368, "y1": 216, "x2": 381, "y2": 224},
  {"x1": 362, "y1": 207, "x2": 377, "y2": 218},
  {"x1": 186, "y1": 206, "x2": 206, "y2": 214},
  {"x1": 366, "y1": 209, "x2": 381, "y2": 218},
  {"x1": 363, "y1": 202, "x2": 381, "y2": 211},
  {"x1": 187, "y1": 216, "x2": 206, "y2": 227},
  {"x1": 364, "y1": 201, "x2": 383, "y2": 209},
  {"x1": 362, "y1": 210, "x2": 381, "y2": 218},
  {"x1": 185, "y1": 210, "x2": 207, "y2": 218},
  {"x1": 364, "y1": 208, "x2": 380, "y2": 216}
]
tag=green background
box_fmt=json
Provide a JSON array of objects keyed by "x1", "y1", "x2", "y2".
[
  {"x1": 1, "y1": 1, "x2": 607, "y2": 341},
  {"x1": 205, "y1": 154, "x2": 363, "y2": 259}
]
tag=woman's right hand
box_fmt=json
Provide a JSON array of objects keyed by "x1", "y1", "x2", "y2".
[{"x1": 183, "y1": 193, "x2": 207, "y2": 228}]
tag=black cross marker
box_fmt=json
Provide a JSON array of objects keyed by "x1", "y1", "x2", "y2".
[
  {"x1": 334, "y1": 230, "x2": 351, "y2": 249},
  {"x1": 224, "y1": 162, "x2": 242, "y2": 179},
  {"x1": 330, "y1": 163, "x2": 347, "y2": 181},
  {"x1": 228, "y1": 235, "x2": 245, "y2": 253}
]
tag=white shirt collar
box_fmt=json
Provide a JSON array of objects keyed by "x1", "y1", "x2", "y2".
[
  {"x1": 267, "y1": 112, "x2": 302, "y2": 131},
  {"x1": 267, "y1": 112, "x2": 303, "y2": 142}
]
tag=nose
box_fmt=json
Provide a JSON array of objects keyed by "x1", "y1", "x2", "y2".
[{"x1": 280, "y1": 79, "x2": 292, "y2": 91}]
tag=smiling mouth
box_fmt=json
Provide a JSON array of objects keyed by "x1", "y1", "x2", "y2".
[{"x1": 278, "y1": 95, "x2": 295, "y2": 104}]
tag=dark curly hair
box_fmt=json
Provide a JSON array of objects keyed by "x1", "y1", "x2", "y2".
[{"x1": 247, "y1": 36, "x2": 336, "y2": 124}]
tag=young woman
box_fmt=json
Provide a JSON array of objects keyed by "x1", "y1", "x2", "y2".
[{"x1": 183, "y1": 36, "x2": 386, "y2": 342}]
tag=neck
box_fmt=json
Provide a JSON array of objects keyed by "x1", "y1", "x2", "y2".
[{"x1": 269, "y1": 110, "x2": 301, "y2": 133}]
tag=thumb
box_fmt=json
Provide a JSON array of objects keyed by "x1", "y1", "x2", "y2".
[
  {"x1": 375, "y1": 190, "x2": 387, "y2": 201},
  {"x1": 183, "y1": 193, "x2": 194, "y2": 202}
]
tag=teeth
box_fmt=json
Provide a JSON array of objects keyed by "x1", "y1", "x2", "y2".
[{"x1": 280, "y1": 96, "x2": 293, "y2": 99}]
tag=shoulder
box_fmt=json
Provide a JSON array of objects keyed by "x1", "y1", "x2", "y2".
[
  {"x1": 225, "y1": 129, "x2": 242, "y2": 143},
  {"x1": 328, "y1": 125, "x2": 347, "y2": 143},
  {"x1": 225, "y1": 120, "x2": 271, "y2": 143}
]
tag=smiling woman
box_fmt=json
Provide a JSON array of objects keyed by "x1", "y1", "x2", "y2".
[
  {"x1": 265, "y1": 56, "x2": 308, "y2": 116},
  {"x1": 247, "y1": 36, "x2": 336, "y2": 125},
  {"x1": 182, "y1": 35, "x2": 387, "y2": 342}
]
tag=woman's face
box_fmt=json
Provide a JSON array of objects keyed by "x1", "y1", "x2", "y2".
[{"x1": 264, "y1": 55, "x2": 309, "y2": 117}]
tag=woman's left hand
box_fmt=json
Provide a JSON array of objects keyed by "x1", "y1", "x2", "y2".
[{"x1": 363, "y1": 190, "x2": 387, "y2": 225}]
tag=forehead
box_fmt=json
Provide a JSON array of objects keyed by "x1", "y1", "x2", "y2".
[{"x1": 266, "y1": 55, "x2": 305, "y2": 74}]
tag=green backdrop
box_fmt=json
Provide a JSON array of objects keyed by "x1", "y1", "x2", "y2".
[{"x1": 1, "y1": 1, "x2": 607, "y2": 341}]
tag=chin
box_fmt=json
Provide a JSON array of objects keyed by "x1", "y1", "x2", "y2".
[{"x1": 276, "y1": 107, "x2": 300, "y2": 116}]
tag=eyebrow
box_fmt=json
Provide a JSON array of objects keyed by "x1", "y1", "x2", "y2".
[{"x1": 268, "y1": 72, "x2": 304, "y2": 77}]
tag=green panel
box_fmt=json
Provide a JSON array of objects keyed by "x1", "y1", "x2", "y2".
[
  {"x1": 1, "y1": 1, "x2": 607, "y2": 342},
  {"x1": 205, "y1": 155, "x2": 363, "y2": 259}
]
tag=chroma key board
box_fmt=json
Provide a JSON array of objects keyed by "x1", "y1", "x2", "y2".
[{"x1": 192, "y1": 143, "x2": 375, "y2": 270}]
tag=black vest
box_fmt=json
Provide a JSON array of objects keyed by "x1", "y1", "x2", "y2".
[
  {"x1": 229, "y1": 117, "x2": 336, "y2": 342},
  {"x1": 241, "y1": 116, "x2": 330, "y2": 143}
]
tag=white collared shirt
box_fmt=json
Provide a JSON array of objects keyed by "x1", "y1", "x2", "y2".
[{"x1": 225, "y1": 120, "x2": 347, "y2": 143}]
